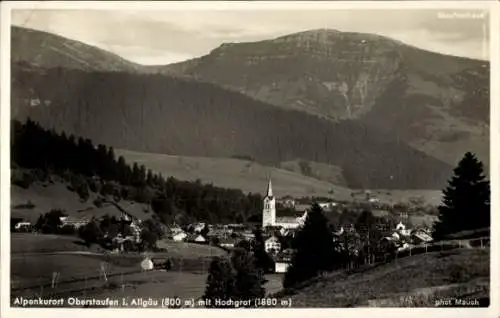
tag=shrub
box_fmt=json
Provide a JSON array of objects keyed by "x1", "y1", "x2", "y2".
[
  {"x1": 93, "y1": 197, "x2": 105, "y2": 208},
  {"x1": 68, "y1": 174, "x2": 90, "y2": 201},
  {"x1": 101, "y1": 181, "x2": 121, "y2": 198},
  {"x1": 13, "y1": 201, "x2": 36, "y2": 209},
  {"x1": 78, "y1": 220, "x2": 103, "y2": 247},
  {"x1": 33, "y1": 168, "x2": 49, "y2": 182},
  {"x1": 59, "y1": 224, "x2": 77, "y2": 235},
  {"x1": 87, "y1": 177, "x2": 102, "y2": 193},
  {"x1": 12, "y1": 171, "x2": 35, "y2": 189}
]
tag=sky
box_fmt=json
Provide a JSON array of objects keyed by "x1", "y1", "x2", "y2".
[{"x1": 11, "y1": 8, "x2": 490, "y2": 65}]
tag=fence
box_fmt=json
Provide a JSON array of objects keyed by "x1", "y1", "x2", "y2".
[
  {"x1": 340, "y1": 236, "x2": 490, "y2": 272},
  {"x1": 394, "y1": 236, "x2": 490, "y2": 260}
]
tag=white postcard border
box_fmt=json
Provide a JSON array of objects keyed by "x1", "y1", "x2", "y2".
[{"x1": 1, "y1": 1, "x2": 499, "y2": 318}]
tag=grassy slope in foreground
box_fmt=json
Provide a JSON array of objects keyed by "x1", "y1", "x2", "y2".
[{"x1": 280, "y1": 248, "x2": 489, "y2": 307}]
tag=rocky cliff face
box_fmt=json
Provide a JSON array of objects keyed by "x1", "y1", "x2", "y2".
[
  {"x1": 157, "y1": 29, "x2": 490, "y2": 168},
  {"x1": 163, "y1": 29, "x2": 408, "y2": 120}
]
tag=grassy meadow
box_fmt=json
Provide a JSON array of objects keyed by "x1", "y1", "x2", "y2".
[
  {"x1": 278, "y1": 248, "x2": 489, "y2": 307},
  {"x1": 116, "y1": 149, "x2": 443, "y2": 205},
  {"x1": 11, "y1": 181, "x2": 151, "y2": 223}
]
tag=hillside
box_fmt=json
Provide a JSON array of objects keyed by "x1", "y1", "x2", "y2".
[
  {"x1": 155, "y1": 29, "x2": 490, "y2": 168},
  {"x1": 277, "y1": 248, "x2": 489, "y2": 307},
  {"x1": 11, "y1": 61, "x2": 453, "y2": 190},
  {"x1": 11, "y1": 26, "x2": 141, "y2": 72},
  {"x1": 11, "y1": 177, "x2": 151, "y2": 223},
  {"x1": 116, "y1": 149, "x2": 445, "y2": 206},
  {"x1": 115, "y1": 149, "x2": 351, "y2": 199}
]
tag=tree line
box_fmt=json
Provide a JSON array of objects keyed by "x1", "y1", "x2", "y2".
[
  {"x1": 12, "y1": 64, "x2": 452, "y2": 189},
  {"x1": 11, "y1": 119, "x2": 263, "y2": 224}
]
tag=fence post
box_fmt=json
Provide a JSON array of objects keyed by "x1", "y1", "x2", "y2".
[
  {"x1": 121, "y1": 273, "x2": 125, "y2": 293},
  {"x1": 38, "y1": 278, "x2": 43, "y2": 297},
  {"x1": 84, "y1": 276, "x2": 87, "y2": 298}
]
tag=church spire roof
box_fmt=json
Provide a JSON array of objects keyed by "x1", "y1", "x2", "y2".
[{"x1": 266, "y1": 178, "x2": 273, "y2": 197}]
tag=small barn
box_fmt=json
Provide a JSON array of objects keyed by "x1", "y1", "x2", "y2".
[
  {"x1": 172, "y1": 231, "x2": 187, "y2": 242},
  {"x1": 140, "y1": 256, "x2": 154, "y2": 271}
]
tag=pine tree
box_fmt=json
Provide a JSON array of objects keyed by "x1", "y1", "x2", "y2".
[
  {"x1": 230, "y1": 248, "x2": 266, "y2": 306},
  {"x1": 355, "y1": 210, "x2": 382, "y2": 264},
  {"x1": 203, "y1": 257, "x2": 235, "y2": 308},
  {"x1": 252, "y1": 228, "x2": 274, "y2": 274},
  {"x1": 283, "y1": 203, "x2": 337, "y2": 288},
  {"x1": 433, "y1": 152, "x2": 490, "y2": 240}
]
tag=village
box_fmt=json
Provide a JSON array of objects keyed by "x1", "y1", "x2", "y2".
[{"x1": 11, "y1": 178, "x2": 436, "y2": 274}]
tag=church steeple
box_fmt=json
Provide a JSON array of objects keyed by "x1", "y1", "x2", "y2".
[
  {"x1": 262, "y1": 177, "x2": 276, "y2": 228},
  {"x1": 266, "y1": 178, "x2": 273, "y2": 198}
]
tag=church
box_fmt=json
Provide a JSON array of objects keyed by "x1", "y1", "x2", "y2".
[{"x1": 262, "y1": 178, "x2": 307, "y2": 229}]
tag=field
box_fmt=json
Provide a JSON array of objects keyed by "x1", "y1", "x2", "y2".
[
  {"x1": 116, "y1": 149, "x2": 352, "y2": 199},
  {"x1": 11, "y1": 233, "x2": 103, "y2": 254},
  {"x1": 277, "y1": 248, "x2": 490, "y2": 307},
  {"x1": 11, "y1": 233, "x2": 282, "y2": 305},
  {"x1": 116, "y1": 149, "x2": 444, "y2": 204},
  {"x1": 11, "y1": 234, "x2": 489, "y2": 308},
  {"x1": 11, "y1": 182, "x2": 151, "y2": 223}
]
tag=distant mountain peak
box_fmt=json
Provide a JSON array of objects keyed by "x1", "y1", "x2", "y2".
[
  {"x1": 279, "y1": 28, "x2": 342, "y2": 37},
  {"x1": 11, "y1": 25, "x2": 141, "y2": 72}
]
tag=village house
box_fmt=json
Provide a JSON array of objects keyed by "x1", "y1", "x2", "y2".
[
  {"x1": 194, "y1": 234, "x2": 207, "y2": 243},
  {"x1": 332, "y1": 226, "x2": 345, "y2": 243},
  {"x1": 12, "y1": 217, "x2": 32, "y2": 232},
  {"x1": 274, "y1": 249, "x2": 294, "y2": 273},
  {"x1": 219, "y1": 237, "x2": 238, "y2": 249},
  {"x1": 277, "y1": 196, "x2": 296, "y2": 208},
  {"x1": 410, "y1": 228, "x2": 433, "y2": 244},
  {"x1": 128, "y1": 222, "x2": 142, "y2": 243},
  {"x1": 111, "y1": 234, "x2": 136, "y2": 253},
  {"x1": 265, "y1": 235, "x2": 281, "y2": 254},
  {"x1": 59, "y1": 216, "x2": 90, "y2": 229},
  {"x1": 317, "y1": 202, "x2": 337, "y2": 210},
  {"x1": 185, "y1": 233, "x2": 207, "y2": 244},
  {"x1": 193, "y1": 222, "x2": 207, "y2": 233},
  {"x1": 140, "y1": 255, "x2": 154, "y2": 271},
  {"x1": 241, "y1": 231, "x2": 255, "y2": 241},
  {"x1": 172, "y1": 230, "x2": 188, "y2": 242}
]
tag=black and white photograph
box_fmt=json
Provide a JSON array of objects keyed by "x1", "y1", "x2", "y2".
[{"x1": 1, "y1": 1, "x2": 498, "y2": 315}]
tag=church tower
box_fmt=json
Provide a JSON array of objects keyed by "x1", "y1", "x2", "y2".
[{"x1": 262, "y1": 178, "x2": 276, "y2": 228}]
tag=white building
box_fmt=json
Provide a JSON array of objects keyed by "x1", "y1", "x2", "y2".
[
  {"x1": 395, "y1": 221, "x2": 412, "y2": 237},
  {"x1": 262, "y1": 179, "x2": 276, "y2": 227},
  {"x1": 262, "y1": 178, "x2": 306, "y2": 229},
  {"x1": 194, "y1": 234, "x2": 207, "y2": 243},
  {"x1": 14, "y1": 222, "x2": 32, "y2": 231},
  {"x1": 318, "y1": 202, "x2": 337, "y2": 210},
  {"x1": 275, "y1": 261, "x2": 290, "y2": 273},
  {"x1": 172, "y1": 231, "x2": 187, "y2": 242},
  {"x1": 140, "y1": 256, "x2": 154, "y2": 271},
  {"x1": 265, "y1": 236, "x2": 281, "y2": 253}
]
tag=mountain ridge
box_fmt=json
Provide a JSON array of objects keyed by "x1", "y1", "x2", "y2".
[
  {"x1": 11, "y1": 25, "x2": 143, "y2": 72},
  {"x1": 11, "y1": 25, "x2": 488, "y2": 190},
  {"x1": 11, "y1": 63, "x2": 453, "y2": 190},
  {"x1": 147, "y1": 28, "x2": 489, "y2": 168}
]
